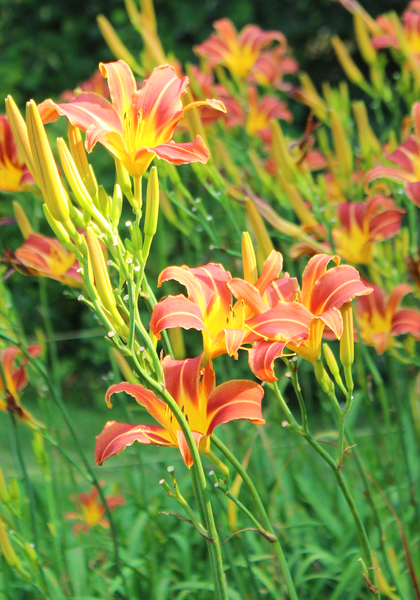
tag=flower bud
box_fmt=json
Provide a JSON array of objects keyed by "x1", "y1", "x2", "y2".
[
  {"x1": 323, "y1": 343, "x2": 346, "y2": 391},
  {"x1": 26, "y1": 101, "x2": 70, "y2": 222},
  {"x1": 245, "y1": 198, "x2": 274, "y2": 270},
  {"x1": 86, "y1": 228, "x2": 116, "y2": 315},
  {"x1": 297, "y1": 73, "x2": 328, "y2": 123},
  {"x1": 354, "y1": 13, "x2": 376, "y2": 66},
  {"x1": 340, "y1": 302, "x2": 354, "y2": 390},
  {"x1": 241, "y1": 232, "x2": 258, "y2": 285},
  {"x1": 332, "y1": 36, "x2": 367, "y2": 88},
  {"x1": 330, "y1": 108, "x2": 353, "y2": 179},
  {"x1": 32, "y1": 432, "x2": 49, "y2": 469},
  {"x1": 143, "y1": 166, "x2": 159, "y2": 259},
  {"x1": 43, "y1": 204, "x2": 71, "y2": 247},
  {"x1": 270, "y1": 120, "x2": 296, "y2": 183},
  {"x1": 0, "y1": 468, "x2": 10, "y2": 505},
  {"x1": 13, "y1": 201, "x2": 32, "y2": 239},
  {"x1": 278, "y1": 172, "x2": 317, "y2": 227},
  {"x1": 68, "y1": 123, "x2": 98, "y2": 198},
  {"x1": 97, "y1": 14, "x2": 142, "y2": 72},
  {"x1": 0, "y1": 518, "x2": 20, "y2": 568},
  {"x1": 5, "y1": 96, "x2": 37, "y2": 181},
  {"x1": 314, "y1": 358, "x2": 335, "y2": 395},
  {"x1": 111, "y1": 184, "x2": 123, "y2": 229},
  {"x1": 24, "y1": 542, "x2": 38, "y2": 564},
  {"x1": 352, "y1": 101, "x2": 381, "y2": 159},
  {"x1": 98, "y1": 186, "x2": 110, "y2": 219}
]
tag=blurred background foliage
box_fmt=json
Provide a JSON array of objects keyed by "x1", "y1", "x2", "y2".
[{"x1": 0, "y1": 0, "x2": 405, "y2": 106}]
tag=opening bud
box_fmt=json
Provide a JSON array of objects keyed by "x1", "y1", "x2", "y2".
[
  {"x1": 241, "y1": 232, "x2": 258, "y2": 284},
  {"x1": 13, "y1": 202, "x2": 32, "y2": 239}
]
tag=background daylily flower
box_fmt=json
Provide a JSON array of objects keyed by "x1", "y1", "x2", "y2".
[
  {"x1": 0, "y1": 115, "x2": 34, "y2": 192},
  {"x1": 194, "y1": 18, "x2": 286, "y2": 79},
  {"x1": 60, "y1": 69, "x2": 110, "y2": 101},
  {"x1": 38, "y1": 61, "x2": 226, "y2": 177},
  {"x1": 245, "y1": 86, "x2": 292, "y2": 145},
  {"x1": 95, "y1": 354, "x2": 265, "y2": 468},
  {"x1": 0, "y1": 345, "x2": 42, "y2": 425},
  {"x1": 371, "y1": 1, "x2": 420, "y2": 58},
  {"x1": 2, "y1": 233, "x2": 82, "y2": 288},
  {"x1": 248, "y1": 45, "x2": 299, "y2": 91},
  {"x1": 150, "y1": 262, "x2": 247, "y2": 360},
  {"x1": 355, "y1": 281, "x2": 420, "y2": 354},
  {"x1": 230, "y1": 253, "x2": 372, "y2": 380},
  {"x1": 66, "y1": 486, "x2": 125, "y2": 535}
]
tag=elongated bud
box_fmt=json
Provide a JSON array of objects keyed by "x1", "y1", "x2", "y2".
[
  {"x1": 32, "y1": 432, "x2": 49, "y2": 469},
  {"x1": 330, "y1": 109, "x2": 353, "y2": 178},
  {"x1": 111, "y1": 349, "x2": 139, "y2": 383},
  {"x1": 68, "y1": 123, "x2": 98, "y2": 198},
  {"x1": 8, "y1": 479, "x2": 20, "y2": 504},
  {"x1": 0, "y1": 468, "x2": 10, "y2": 505},
  {"x1": 331, "y1": 36, "x2": 367, "y2": 88},
  {"x1": 354, "y1": 13, "x2": 376, "y2": 65},
  {"x1": 340, "y1": 302, "x2": 354, "y2": 390},
  {"x1": 143, "y1": 166, "x2": 159, "y2": 259},
  {"x1": 0, "y1": 518, "x2": 20, "y2": 568},
  {"x1": 13, "y1": 201, "x2": 32, "y2": 239},
  {"x1": 86, "y1": 228, "x2": 116, "y2": 317},
  {"x1": 241, "y1": 232, "x2": 258, "y2": 284},
  {"x1": 98, "y1": 185, "x2": 110, "y2": 218},
  {"x1": 5, "y1": 96, "x2": 37, "y2": 181},
  {"x1": 323, "y1": 343, "x2": 346, "y2": 390},
  {"x1": 130, "y1": 222, "x2": 142, "y2": 251},
  {"x1": 390, "y1": 13, "x2": 420, "y2": 88},
  {"x1": 278, "y1": 172, "x2": 317, "y2": 226},
  {"x1": 97, "y1": 15, "x2": 143, "y2": 73},
  {"x1": 111, "y1": 184, "x2": 123, "y2": 229},
  {"x1": 168, "y1": 328, "x2": 186, "y2": 360},
  {"x1": 24, "y1": 542, "x2": 38, "y2": 564},
  {"x1": 141, "y1": 0, "x2": 157, "y2": 31},
  {"x1": 270, "y1": 120, "x2": 296, "y2": 183},
  {"x1": 42, "y1": 204, "x2": 71, "y2": 246},
  {"x1": 314, "y1": 358, "x2": 335, "y2": 395},
  {"x1": 57, "y1": 138, "x2": 92, "y2": 209},
  {"x1": 26, "y1": 101, "x2": 70, "y2": 222},
  {"x1": 245, "y1": 199, "x2": 274, "y2": 270},
  {"x1": 298, "y1": 73, "x2": 328, "y2": 123},
  {"x1": 115, "y1": 157, "x2": 135, "y2": 203},
  {"x1": 352, "y1": 101, "x2": 381, "y2": 158}
]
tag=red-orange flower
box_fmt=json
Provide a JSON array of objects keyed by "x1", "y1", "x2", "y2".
[
  {"x1": 38, "y1": 61, "x2": 226, "y2": 177},
  {"x1": 0, "y1": 345, "x2": 42, "y2": 425},
  {"x1": 3, "y1": 233, "x2": 82, "y2": 288},
  {"x1": 246, "y1": 86, "x2": 292, "y2": 144},
  {"x1": 0, "y1": 115, "x2": 34, "y2": 192},
  {"x1": 372, "y1": 1, "x2": 420, "y2": 57},
  {"x1": 95, "y1": 354, "x2": 264, "y2": 468},
  {"x1": 66, "y1": 486, "x2": 125, "y2": 535},
  {"x1": 249, "y1": 45, "x2": 299, "y2": 91},
  {"x1": 229, "y1": 253, "x2": 372, "y2": 380},
  {"x1": 355, "y1": 281, "x2": 420, "y2": 354},
  {"x1": 60, "y1": 69, "x2": 110, "y2": 101},
  {"x1": 194, "y1": 19, "x2": 285, "y2": 79}
]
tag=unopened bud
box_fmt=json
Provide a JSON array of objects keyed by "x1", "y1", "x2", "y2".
[
  {"x1": 245, "y1": 199, "x2": 274, "y2": 270},
  {"x1": 352, "y1": 101, "x2": 381, "y2": 159},
  {"x1": 241, "y1": 232, "x2": 258, "y2": 284},
  {"x1": 131, "y1": 222, "x2": 143, "y2": 251},
  {"x1": 68, "y1": 123, "x2": 98, "y2": 198},
  {"x1": 323, "y1": 343, "x2": 346, "y2": 391},
  {"x1": 354, "y1": 13, "x2": 376, "y2": 66},
  {"x1": 340, "y1": 302, "x2": 354, "y2": 390},
  {"x1": 270, "y1": 120, "x2": 296, "y2": 183},
  {"x1": 97, "y1": 15, "x2": 142, "y2": 72},
  {"x1": 143, "y1": 165, "x2": 159, "y2": 259},
  {"x1": 330, "y1": 108, "x2": 353, "y2": 179},
  {"x1": 332, "y1": 36, "x2": 367, "y2": 88},
  {"x1": 0, "y1": 468, "x2": 10, "y2": 505},
  {"x1": 24, "y1": 542, "x2": 38, "y2": 564},
  {"x1": 26, "y1": 100, "x2": 70, "y2": 222},
  {"x1": 32, "y1": 432, "x2": 49, "y2": 469},
  {"x1": 278, "y1": 172, "x2": 317, "y2": 227},
  {"x1": 43, "y1": 204, "x2": 71, "y2": 246},
  {"x1": 314, "y1": 359, "x2": 335, "y2": 395},
  {"x1": 5, "y1": 96, "x2": 37, "y2": 181},
  {"x1": 98, "y1": 186, "x2": 110, "y2": 219},
  {"x1": 0, "y1": 518, "x2": 20, "y2": 568},
  {"x1": 111, "y1": 184, "x2": 123, "y2": 228},
  {"x1": 13, "y1": 201, "x2": 32, "y2": 239}
]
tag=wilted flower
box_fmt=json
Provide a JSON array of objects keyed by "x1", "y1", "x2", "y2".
[{"x1": 95, "y1": 353, "x2": 265, "y2": 468}]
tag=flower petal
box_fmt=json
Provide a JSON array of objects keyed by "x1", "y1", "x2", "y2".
[
  {"x1": 206, "y1": 379, "x2": 265, "y2": 435},
  {"x1": 391, "y1": 308, "x2": 420, "y2": 338},
  {"x1": 95, "y1": 421, "x2": 174, "y2": 466},
  {"x1": 162, "y1": 354, "x2": 204, "y2": 410},
  {"x1": 265, "y1": 273, "x2": 300, "y2": 306},
  {"x1": 248, "y1": 340, "x2": 287, "y2": 382},
  {"x1": 176, "y1": 429, "x2": 203, "y2": 468},
  {"x1": 245, "y1": 302, "x2": 312, "y2": 342},
  {"x1": 152, "y1": 136, "x2": 210, "y2": 165},
  {"x1": 228, "y1": 278, "x2": 268, "y2": 315},
  {"x1": 105, "y1": 382, "x2": 167, "y2": 426},
  {"x1": 301, "y1": 254, "x2": 340, "y2": 307},
  {"x1": 150, "y1": 294, "x2": 206, "y2": 338},
  {"x1": 99, "y1": 61, "x2": 137, "y2": 120},
  {"x1": 254, "y1": 250, "x2": 283, "y2": 294},
  {"x1": 309, "y1": 265, "x2": 372, "y2": 315},
  {"x1": 387, "y1": 284, "x2": 412, "y2": 317}
]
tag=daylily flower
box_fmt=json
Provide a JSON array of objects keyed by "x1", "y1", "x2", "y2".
[
  {"x1": 2, "y1": 233, "x2": 82, "y2": 288},
  {"x1": 229, "y1": 253, "x2": 372, "y2": 381},
  {"x1": 66, "y1": 486, "x2": 125, "y2": 535},
  {"x1": 248, "y1": 45, "x2": 299, "y2": 91},
  {"x1": 150, "y1": 262, "x2": 245, "y2": 360},
  {"x1": 194, "y1": 19, "x2": 285, "y2": 79},
  {"x1": 333, "y1": 196, "x2": 405, "y2": 264},
  {"x1": 371, "y1": 1, "x2": 420, "y2": 57},
  {"x1": 355, "y1": 281, "x2": 420, "y2": 354},
  {"x1": 366, "y1": 103, "x2": 420, "y2": 206},
  {"x1": 38, "y1": 61, "x2": 226, "y2": 177},
  {"x1": 95, "y1": 353, "x2": 264, "y2": 468},
  {"x1": 0, "y1": 115, "x2": 34, "y2": 192},
  {"x1": 0, "y1": 345, "x2": 42, "y2": 425},
  {"x1": 60, "y1": 69, "x2": 110, "y2": 101},
  {"x1": 245, "y1": 86, "x2": 292, "y2": 145}
]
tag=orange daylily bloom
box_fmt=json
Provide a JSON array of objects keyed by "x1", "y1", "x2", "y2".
[
  {"x1": 229, "y1": 253, "x2": 372, "y2": 380},
  {"x1": 248, "y1": 45, "x2": 299, "y2": 91},
  {"x1": 245, "y1": 86, "x2": 292, "y2": 144},
  {"x1": 95, "y1": 354, "x2": 264, "y2": 468},
  {"x1": 371, "y1": 1, "x2": 420, "y2": 57},
  {"x1": 0, "y1": 115, "x2": 35, "y2": 192},
  {"x1": 3, "y1": 233, "x2": 82, "y2": 288},
  {"x1": 194, "y1": 18, "x2": 286, "y2": 79},
  {"x1": 0, "y1": 345, "x2": 42, "y2": 425},
  {"x1": 66, "y1": 486, "x2": 125, "y2": 535},
  {"x1": 38, "y1": 61, "x2": 226, "y2": 177},
  {"x1": 355, "y1": 281, "x2": 420, "y2": 354}
]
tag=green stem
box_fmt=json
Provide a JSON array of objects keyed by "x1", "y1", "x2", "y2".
[{"x1": 211, "y1": 434, "x2": 299, "y2": 600}]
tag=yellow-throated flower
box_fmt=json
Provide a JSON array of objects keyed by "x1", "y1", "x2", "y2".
[
  {"x1": 0, "y1": 115, "x2": 34, "y2": 192},
  {"x1": 66, "y1": 486, "x2": 124, "y2": 535}
]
